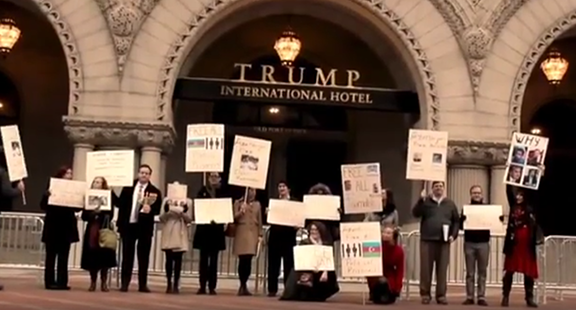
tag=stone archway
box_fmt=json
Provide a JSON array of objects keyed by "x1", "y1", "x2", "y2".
[
  {"x1": 125, "y1": 0, "x2": 470, "y2": 131},
  {"x1": 479, "y1": 2, "x2": 576, "y2": 138}
]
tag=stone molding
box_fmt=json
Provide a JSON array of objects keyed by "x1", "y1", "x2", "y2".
[
  {"x1": 62, "y1": 117, "x2": 175, "y2": 153},
  {"x1": 447, "y1": 140, "x2": 509, "y2": 166},
  {"x1": 96, "y1": 0, "x2": 159, "y2": 72},
  {"x1": 429, "y1": 0, "x2": 527, "y2": 95},
  {"x1": 32, "y1": 0, "x2": 84, "y2": 114},
  {"x1": 156, "y1": 0, "x2": 441, "y2": 129}
]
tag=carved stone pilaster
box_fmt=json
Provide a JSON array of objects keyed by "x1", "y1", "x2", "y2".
[
  {"x1": 447, "y1": 140, "x2": 509, "y2": 166},
  {"x1": 62, "y1": 116, "x2": 175, "y2": 153},
  {"x1": 96, "y1": 0, "x2": 160, "y2": 72}
]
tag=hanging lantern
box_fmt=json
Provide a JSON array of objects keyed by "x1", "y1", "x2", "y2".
[
  {"x1": 274, "y1": 27, "x2": 301, "y2": 66},
  {"x1": 0, "y1": 17, "x2": 21, "y2": 56},
  {"x1": 540, "y1": 48, "x2": 569, "y2": 85}
]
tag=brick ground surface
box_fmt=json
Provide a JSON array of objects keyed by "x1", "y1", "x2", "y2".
[{"x1": 1, "y1": 274, "x2": 575, "y2": 310}]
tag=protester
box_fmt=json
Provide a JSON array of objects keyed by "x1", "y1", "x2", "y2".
[
  {"x1": 367, "y1": 224, "x2": 404, "y2": 304},
  {"x1": 364, "y1": 189, "x2": 398, "y2": 225},
  {"x1": 412, "y1": 181, "x2": 459, "y2": 305},
  {"x1": 460, "y1": 185, "x2": 490, "y2": 306}
]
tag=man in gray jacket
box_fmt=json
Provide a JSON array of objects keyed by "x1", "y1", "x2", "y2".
[
  {"x1": 412, "y1": 181, "x2": 459, "y2": 305},
  {"x1": 0, "y1": 151, "x2": 25, "y2": 291}
]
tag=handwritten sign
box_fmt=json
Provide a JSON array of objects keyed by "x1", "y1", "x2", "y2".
[
  {"x1": 1, "y1": 125, "x2": 27, "y2": 181},
  {"x1": 193, "y1": 198, "x2": 234, "y2": 224},
  {"x1": 228, "y1": 135, "x2": 271, "y2": 189},
  {"x1": 406, "y1": 129, "x2": 448, "y2": 181},
  {"x1": 86, "y1": 150, "x2": 135, "y2": 186},
  {"x1": 167, "y1": 183, "x2": 187, "y2": 201},
  {"x1": 185, "y1": 124, "x2": 224, "y2": 172},
  {"x1": 48, "y1": 178, "x2": 86, "y2": 208},
  {"x1": 267, "y1": 199, "x2": 306, "y2": 227},
  {"x1": 85, "y1": 189, "x2": 112, "y2": 211},
  {"x1": 303, "y1": 195, "x2": 341, "y2": 221},
  {"x1": 463, "y1": 204, "x2": 505, "y2": 234},
  {"x1": 339, "y1": 222, "x2": 382, "y2": 277},
  {"x1": 293, "y1": 245, "x2": 335, "y2": 271},
  {"x1": 341, "y1": 163, "x2": 382, "y2": 214},
  {"x1": 504, "y1": 132, "x2": 549, "y2": 190}
]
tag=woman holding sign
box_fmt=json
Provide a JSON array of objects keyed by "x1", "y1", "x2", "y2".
[
  {"x1": 280, "y1": 221, "x2": 339, "y2": 302},
  {"x1": 41, "y1": 166, "x2": 81, "y2": 290},
  {"x1": 367, "y1": 224, "x2": 404, "y2": 304},
  {"x1": 500, "y1": 183, "x2": 542, "y2": 308},
  {"x1": 233, "y1": 187, "x2": 262, "y2": 296},
  {"x1": 80, "y1": 177, "x2": 118, "y2": 292}
]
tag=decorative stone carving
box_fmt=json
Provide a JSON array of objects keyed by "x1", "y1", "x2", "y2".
[
  {"x1": 97, "y1": 0, "x2": 159, "y2": 72},
  {"x1": 463, "y1": 27, "x2": 493, "y2": 93},
  {"x1": 156, "y1": 0, "x2": 441, "y2": 129},
  {"x1": 32, "y1": 0, "x2": 83, "y2": 115},
  {"x1": 63, "y1": 116, "x2": 175, "y2": 153},
  {"x1": 448, "y1": 140, "x2": 509, "y2": 166},
  {"x1": 509, "y1": 11, "x2": 576, "y2": 137}
]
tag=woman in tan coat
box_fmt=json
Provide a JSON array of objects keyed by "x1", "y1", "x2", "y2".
[
  {"x1": 159, "y1": 197, "x2": 192, "y2": 294},
  {"x1": 233, "y1": 187, "x2": 262, "y2": 296}
]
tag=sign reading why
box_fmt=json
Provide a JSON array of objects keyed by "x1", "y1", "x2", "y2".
[
  {"x1": 504, "y1": 132, "x2": 549, "y2": 190},
  {"x1": 174, "y1": 63, "x2": 419, "y2": 113}
]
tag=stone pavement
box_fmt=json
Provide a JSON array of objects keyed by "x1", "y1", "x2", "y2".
[{"x1": 1, "y1": 270, "x2": 575, "y2": 310}]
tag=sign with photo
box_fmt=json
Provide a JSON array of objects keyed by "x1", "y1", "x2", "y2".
[
  {"x1": 185, "y1": 124, "x2": 224, "y2": 172},
  {"x1": 86, "y1": 150, "x2": 135, "y2": 186},
  {"x1": 1, "y1": 125, "x2": 28, "y2": 181},
  {"x1": 341, "y1": 163, "x2": 382, "y2": 214},
  {"x1": 504, "y1": 133, "x2": 549, "y2": 190},
  {"x1": 228, "y1": 135, "x2": 271, "y2": 189},
  {"x1": 48, "y1": 178, "x2": 87, "y2": 208},
  {"x1": 85, "y1": 189, "x2": 112, "y2": 211},
  {"x1": 406, "y1": 129, "x2": 448, "y2": 181},
  {"x1": 339, "y1": 222, "x2": 383, "y2": 277}
]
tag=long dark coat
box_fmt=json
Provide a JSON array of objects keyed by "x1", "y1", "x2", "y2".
[
  {"x1": 80, "y1": 193, "x2": 119, "y2": 271},
  {"x1": 502, "y1": 185, "x2": 542, "y2": 257},
  {"x1": 40, "y1": 189, "x2": 81, "y2": 245},
  {"x1": 192, "y1": 186, "x2": 226, "y2": 252}
]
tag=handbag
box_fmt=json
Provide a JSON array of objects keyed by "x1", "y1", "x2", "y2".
[
  {"x1": 225, "y1": 223, "x2": 236, "y2": 238},
  {"x1": 99, "y1": 216, "x2": 118, "y2": 250}
]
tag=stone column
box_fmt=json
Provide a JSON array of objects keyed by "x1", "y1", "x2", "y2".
[
  {"x1": 72, "y1": 143, "x2": 94, "y2": 182},
  {"x1": 159, "y1": 153, "x2": 168, "y2": 195},
  {"x1": 490, "y1": 165, "x2": 508, "y2": 212},
  {"x1": 140, "y1": 146, "x2": 162, "y2": 187},
  {"x1": 447, "y1": 165, "x2": 489, "y2": 210}
]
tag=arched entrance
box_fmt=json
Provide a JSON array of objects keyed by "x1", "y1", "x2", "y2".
[
  {"x1": 164, "y1": 0, "x2": 430, "y2": 222},
  {"x1": 0, "y1": 0, "x2": 71, "y2": 210}
]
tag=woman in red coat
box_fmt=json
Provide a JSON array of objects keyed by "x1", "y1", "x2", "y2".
[{"x1": 367, "y1": 224, "x2": 404, "y2": 304}]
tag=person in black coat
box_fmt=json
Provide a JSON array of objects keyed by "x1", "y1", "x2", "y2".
[
  {"x1": 266, "y1": 180, "x2": 298, "y2": 297},
  {"x1": 193, "y1": 172, "x2": 227, "y2": 295},
  {"x1": 116, "y1": 164, "x2": 162, "y2": 293},
  {"x1": 41, "y1": 166, "x2": 81, "y2": 290},
  {"x1": 0, "y1": 149, "x2": 24, "y2": 291},
  {"x1": 81, "y1": 176, "x2": 118, "y2": 292}
]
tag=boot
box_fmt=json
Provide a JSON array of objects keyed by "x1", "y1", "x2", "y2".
[
  {"x1": 100, "y1": 270, "x2": 109, "y2": 292},
  {"x1": 524, "y1": 277, "x2": 538, "y2": 308},
  {"x1": 172, "y1": 279, "x2": 180, "y2": 294},
  {"x1": 501, "y1": 272, "x2": 513, "y2": 307},
  {"x1": 166, "y1": 281, "x2": 173, "y2": 294},
  {"x1": 89, "y1": 270, "x2": 98, "y2": 292},
  {"x1": 88, "y1": 281, "x2": 96, "y2": 292}
]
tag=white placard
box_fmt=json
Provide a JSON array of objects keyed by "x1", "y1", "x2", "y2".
[
  {"x1": 341, "y1": 163, "x2": 382, "y2": 214},
  {"x1": 167, "y1": 183, "x2": 187, "y2": 201},
  {"x1": 267, "y1": 199, "x2": 306, "y2": 227},
  {"x1": 228, "y1": 135, "x2": 271, "y2": 189},
  {"x1": 340, "y1": 222, "x2": 383, "y2": 277},
  {"x1": 504, "y1": 133, "x2": 549, "y2": 190},
  {"x1": 463, "y1": 204, "x2": 505, "y2": 233},
  {"x1": 303, "y1": 195, "x2": 341, "y2": 221},
  {"x1": 86, "y1": 150, "x2": 135, "y2": 187},
  {"x1": 48, "y1": 178, "x2": 87, "y2": 208},
  {"x1": 1, "y1": 125, "x2": 27, "y2": 181},
  {"x1": 85, "y1": 189, "x2": 112, "y2": 211},
  {"x1": 185, "y1": 124, "x2": 224, "y2": 172},
  {"x1": 406, "y1": 129, "x2": 448, "y2": 181},
  {"x1": 193, "y1": 198, "x2": 234, "y2": 224},
  {"x1": 293, "y1": 245, "x2": 335, "y2": 271}
]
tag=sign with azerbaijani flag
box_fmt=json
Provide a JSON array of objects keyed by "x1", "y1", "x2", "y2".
[{"x1": 339, "y1": 222, "x2": 383, "y2": 277}]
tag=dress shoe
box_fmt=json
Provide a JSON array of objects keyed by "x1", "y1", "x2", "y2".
[
  {"x1": 436, "y1": 298, "x2": 448, "y2": 305},
  {"x1": 462, "y1": 299, "x2": 474, "y2": 305},
  {"x1": 197, "y1": 288, "x2": 206, "y2": 295},
  {"x1": 139, "y1": 287, "x2": 151, "y2": 293},
  {"x1": 101, "y1": 282, "x2": 109, "y2": 292},
  {"x1": 209, "y1": 289, "x2": 217, "y2": 295},
  {"x1": 119, "y1": 286, "x2": 129, "y2": 292},
  {"x1": 166, "y1": 283, "x2": 173, "y2": 294},
  {"x1": 267, "y1": 292, "x2": 277, "y2": 297},
  {"x1": 45, "y1": 284, "x2": 60, "y2": 290},
  {"x1": 526, "y1": 298, "x2": 538, "y2": 308},
  {"x1": 237, "y1": 286, "x2": 252, "y2": 296},
  {"x1": 421, "y1": 297, "x2": 431, "y2": 304},
  {"x1": 172, "y1": 286, "x2": 180, "y2": 294},
  {"x1": 477, "y1": 299, "x2": 488, "y2": 306},
  {"x1": 88, "y1": 282, "x2": 96, "y2": 292},
  {"x1": 501, "y1": 296, "x2": 509, "y2": 307}
]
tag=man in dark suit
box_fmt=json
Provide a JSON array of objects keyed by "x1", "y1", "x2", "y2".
[
  {"x1": 266, "y1": 181, "x2": 297, "y2": 297},
  {"x1": 117, "y1": 164, "x2": 162, "y2": 292}
]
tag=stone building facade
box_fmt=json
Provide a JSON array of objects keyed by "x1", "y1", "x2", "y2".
[{"x1": 1, "y1": 0, "x2": 573, "y2": 220}]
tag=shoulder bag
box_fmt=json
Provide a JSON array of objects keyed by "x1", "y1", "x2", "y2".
[{"x1": 99, "y1": 216, "x2": 118, "y2": 250}]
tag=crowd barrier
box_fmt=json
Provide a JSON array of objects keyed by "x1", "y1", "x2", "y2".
[{"x1": 1, "y1": 212, "x2": 575, "y2": 304}]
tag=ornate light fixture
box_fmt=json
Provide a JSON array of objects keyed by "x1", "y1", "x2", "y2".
[
  {"x1": 540, "y1": 48, "x2": 569, "y2": 85},
  {"x1": 274, "y1": 27, "x2": 301, "y2": 66},
  {"x1": 0, "y1": 17, "x2": 21, "y2": 56}
]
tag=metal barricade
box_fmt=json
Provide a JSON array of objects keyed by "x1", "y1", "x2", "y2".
[{"x1": 540, "y1": 235, "x2": 576, "y2": 304}]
